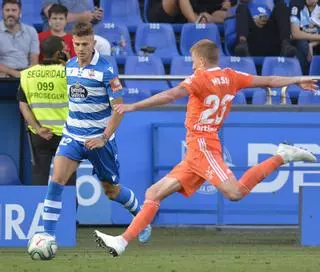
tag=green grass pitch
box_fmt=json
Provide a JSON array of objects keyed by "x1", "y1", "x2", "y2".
[{"x1": 0, "y1": 227, "x2": 319, "y2": 272}]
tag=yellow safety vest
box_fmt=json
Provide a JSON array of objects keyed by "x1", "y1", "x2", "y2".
[{"x1": 20, "y1": 64, "x2": 68, "y2": 136}]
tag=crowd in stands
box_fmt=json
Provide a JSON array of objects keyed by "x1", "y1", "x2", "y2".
[{"x1": 0, "y1": 0, "x2": 319, "y2": 105}]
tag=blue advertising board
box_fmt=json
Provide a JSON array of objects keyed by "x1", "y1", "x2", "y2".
[
  {"x1": 0, "y1": 186, "x2": 76, "y2": 247},
  {"x1": 73, "y1": 110, "x2": 320, "y2": 225}
]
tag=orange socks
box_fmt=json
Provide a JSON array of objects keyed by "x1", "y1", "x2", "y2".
[
  {"x1": 122, "y1": 199, "x2": 160, "y2": 242},
  {"x1": 237, "y1": 155, "x2": 284, "y2": 196}
]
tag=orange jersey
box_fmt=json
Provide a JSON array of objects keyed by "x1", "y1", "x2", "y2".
[{"x1": 180, "y1": 67, "x2": 253, "y2": 145}]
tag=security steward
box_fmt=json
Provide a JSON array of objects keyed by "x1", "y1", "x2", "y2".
[{"x1": 17, "y1": 36, "x2": 76, "y2": 185}]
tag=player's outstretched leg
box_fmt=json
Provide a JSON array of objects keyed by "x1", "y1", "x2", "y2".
[
  {"x1": 233, "y1": 143, "x2": 317, "y2": 198},
  {"x1": 103, "y1": 183, "x2": 152, "y2": 244},
  {"x1": 95, "y1": 177, "x2": 181, "y2": 257}
]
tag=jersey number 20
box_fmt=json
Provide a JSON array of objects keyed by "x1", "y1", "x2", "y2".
[{"x1": 199, "y1": 94, "x2": 234, "y2": 125}]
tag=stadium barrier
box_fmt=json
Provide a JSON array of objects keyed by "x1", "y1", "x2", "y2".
[
  {"x1": 0, "y1": 78, "x2": 320, "y2": 230},
  {"x1": 0, "y1": 186, "x2": 76, "y2": 247},
  {"x1": 299, "y1": 185, "x2": 320, "y2": 246}
]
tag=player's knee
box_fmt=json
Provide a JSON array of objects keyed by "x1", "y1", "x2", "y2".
[
  {"x1": 224, "y1": 190, "x2": 242, "y2": 201},
  {"x1": 50, "y1": 175, "x2": 66, "y2": 185},
  {"x1": 103, "y1": 183, "x2": 120, "y2": 200},
  {"x1": 145, "y1": 186, "x2": 159, "y2": 201}
]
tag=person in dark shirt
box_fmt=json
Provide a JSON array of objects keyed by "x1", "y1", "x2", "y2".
[
  {"x1": 147, "y1": 0, "x2": 235, "y2": 24},
  {"x1": 234, "y1": 0, "x2": 297, "y2": 57}
]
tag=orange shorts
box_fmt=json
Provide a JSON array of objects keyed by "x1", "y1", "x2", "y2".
[{"x1": 167, "y1": 137, "x2": 233, "y2": 197}]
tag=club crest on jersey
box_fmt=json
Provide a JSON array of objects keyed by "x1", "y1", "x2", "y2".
[
  {"x1": 110, "y1": 77, "x2": 123, "y2": 92},
  {"x1": 69, "y1": 83, "x2": 88, "y2": 102}
]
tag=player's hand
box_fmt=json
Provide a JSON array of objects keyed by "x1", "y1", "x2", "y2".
[
  {"x1": 298, "y1": 78, "x2": 318, "y2": 91},
  {"x1": 36, "y1": 127, "x2": 53, "y2": 140},
  {"x1": 81, "y1": 11, "x2": 95, "y2": 22},
  {"x1": 85, "y1": 137, "x2": 105, "y2": 150},
  {"x1": 113, "y1": 104, "x2": 135, "y2": 114},
  {"x1": 92, "y1": 8, "x2": 103, "y2": 21}
]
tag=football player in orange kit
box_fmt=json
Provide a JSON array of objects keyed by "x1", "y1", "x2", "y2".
[{"x1": 94, "y1": 39, "x2": 318, "y2": 256}]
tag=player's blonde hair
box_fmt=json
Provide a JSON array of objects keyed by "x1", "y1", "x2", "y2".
[
  {"x1": 72, "y1": 21, "x2": 94, "y2": 37},
  {"x1": 190, "y1": 39, "x2": 219, "y2": 65}
]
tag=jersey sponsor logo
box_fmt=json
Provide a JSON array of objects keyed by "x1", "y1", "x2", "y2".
[
  {"x1": 88, "y1": 69, "x2": 95, "y2": 79},
  {"x1": 69, "y1": 83, "x2": 88, "y2": 102},
  {"x1": 110, "y1": 77, "x2": 123, "y2": 92}
]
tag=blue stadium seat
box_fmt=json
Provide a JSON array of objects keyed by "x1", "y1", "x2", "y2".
[
  {"x1": 252, "y1": 89, "x2": 267, "y2": 105},
  {"x1": 180, "y1": 23, "x2": 222, "y2": 56},
  {"x1": 122, "y1": 87, "x2": 152, "y2": 103},
  {"x1": 298, "y1": 91, "x2": 320, "y2": 105},
  {"x1": 124, "y1": 56, "x2": 170, "y2": 95},
  {"x1": 101, "y1": 56, "x2": 118, "y2": 74},
  {"x1": 144, "y1": 0, "x2": 149, "y2": 22},
  {"x1": 170, "y1": 56, "x2": 193, "y2": 88},
  {"x1": 233, "y1": 91, "x2": 246, "y2": 104},
  {"x1": 19, "y1": 0, "x2": 42, "y2": 30},
  {"x1": 219, "y1": 56, "x2": 263, "y2": 100},
  {"x1": 262, "y1": 57, "x2": 303, "y2": 100},
  {"x1": 0, "y1": 155, "x2": 21, "y2": 185},
  {"x1": 309, "y1": 56, "x2": 320, "y2": 76},
  {"x1": 135, "y1": 24, "x2": 179, "y2": 64},
  {"x1": 101, "y1": 0, "x2": 143, "y2": 31},
  {"x1": 224, "y1": 7, "x2": 237, "y2": 56},
  {"x1": 94, "y1": 23, "x2": 133, "y2": 64}
]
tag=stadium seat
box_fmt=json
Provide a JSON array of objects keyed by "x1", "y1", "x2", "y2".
[
  {"x1": 20, "y1": 0, "x2": 42, "y2": 31},
  {"x1": 122, "y1": 87, "x2": 152, "y2": 103},
  {"x1": 224, "y1": 7, "x2": 237, "y2": 56},
  {"x1": 309, "y1": 56, "x2": 320, "y2": 76},
  {"x1": 180, "y1": 23, "x2": 222, "y2": 56},
  {"x1": 101, "y1": 0, "x2": 143, "y2": 32},
  {"x1": 94, "y1": 23, "x2": 134, "y2": 64},
  {"x1": 298, "y1": 91, "x2": 320, "y2": 105},
  {"x1": 0, "y1": 154, "x2": 21, "y2": 185},
  {"x1": 219, "y1": 56, "x2": 263, "y2": 100},
  {"x1": 135, "y1": 24, "x2": 179, "y2": 64},
  {"x1": 233, "y1": 91, "x2": 246, "y2": 104},
  {"x1": 170, "y1": 56, "x2": 193, "y2": 88},
  {"x1": 124, "y1": 56, "x2": 170, "y2": 95},
  {"x1": 101, "y1": 56, "x2": 118, "y2": 75},
  {"x1": 262, "y1": 57, "x2": 303, "y2": 101}
]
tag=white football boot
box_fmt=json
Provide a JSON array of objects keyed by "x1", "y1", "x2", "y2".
[
  {"x1": 276, "y1": 143, "x2": 317, "y2": 163},
  {"x1": 94, "y1": 230, "x2": 127, "y2": 257}
]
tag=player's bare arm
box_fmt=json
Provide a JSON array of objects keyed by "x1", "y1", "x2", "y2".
[
  {"x1": 114, "y1": 86, "x2": 189, "y2": 114},
  {"x1": 85, "y1": 97, "x2": 123, "y2": 150},
  {"x1": 250, "y1": 76, "x2": 318, "y2": 91}
]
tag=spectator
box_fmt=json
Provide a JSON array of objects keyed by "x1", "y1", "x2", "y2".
[
  {"x1": 41, "y1": 0, "x2": 103, "y2": 32},
  {"x1": 290, "y1": 0, "x2": 320, "y2": 74},
  {"x1": 234, "y1": 0, "x2": 297, "y2": 58},
  {"x1": 17, "y1": 36, "x2": 76, "y2": 186},
  {"x1": 147, "y1": 0, "x2": 186, "y2": 23},
  {"x1": 0, "y1": 0, "x2": 39, "y2": 78},
  {"x1": 179, "y1": 0, "x2": 236, "y2": 24},
  {"x1": 39, "y1": 4, "x2": 76, "y2": 62},
  {"x1": 94, "y1": 35, "x2": 111, "y2": 56}
]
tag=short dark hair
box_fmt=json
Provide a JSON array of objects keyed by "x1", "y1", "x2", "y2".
[
  {"x1": 41, "y1": 36, "x2": 64, "y2": 59},
  {"x1": 72, "y1": 21, "x2": 94, "y2": 37},
  {"x1": 48, "y1": 4, "x2": 68, "y2": 18},
  {"x1": 2, "y1": 0, "x2": 21, "y2": 8}
]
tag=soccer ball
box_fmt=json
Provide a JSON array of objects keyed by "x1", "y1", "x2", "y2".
[{"x1": 27, "y1": 233, "x2": 58, "y2": 260}]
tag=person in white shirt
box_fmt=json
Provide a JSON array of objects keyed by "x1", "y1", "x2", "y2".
[{"x1": 94, "y1": 34, "x2": 111, "y2": 56}]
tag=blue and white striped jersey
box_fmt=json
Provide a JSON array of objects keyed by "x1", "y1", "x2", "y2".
[{"x1": 64, "y1": 50, "x2": 123, "y2": 141}]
